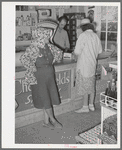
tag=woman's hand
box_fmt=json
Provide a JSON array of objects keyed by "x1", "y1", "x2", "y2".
[
  {"x1": 64, "y1": 47, "x2": 69, "y2": 52},
  {"x1": 97, "y1": 51, "x2": 113, "y2": 60},
  {"x1": 52, "y1": 59, "x2": 56, "y2": 64}
]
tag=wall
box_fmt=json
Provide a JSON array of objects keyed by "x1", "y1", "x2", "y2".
[{"x1": 64, "y1": 6, "x2": 84, "y2": 14}]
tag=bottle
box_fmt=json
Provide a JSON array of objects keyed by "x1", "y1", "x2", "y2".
[
  {"x1": 105, "y1": 81, "x2": 111, "y2": 95},
  {"x1": 21, "y1": 15, "x2": 24, "y2": 26},
  {"x1": 16, "y1": 17, "x2": 19, "y2": 26},
  {"x1": 114, "y1": 81, "x2": 117, "y2": 99},
  {"x1": 26, "y1": 15, "x2": 29, "y2": 26},
  {"x1": 31, "y1": 18, "x2": 34, "y2": 26},
  {"x1": 106, "y1": 81, "x2": 112, "y2": 97},
  {"x1": 18, "y1": 17, "x2": 21, "y2": 26},
  {"x1": 112, "y1": 70, "x2": 117, "y2": 81},
  {"x1": 19, "y1": 30, "x2": 22, "y2": 36},
  {"x1": 110, "y1": 79, "x2": 116, "y2": 98},
  {"x1": 28, "y1": 15, "x2": 31, "y2": 26},
  {"x1": 23, "y1": 19, "x2": 26, "y2": 26},
  {"x1": 104, "y1": 81, "x2": 111, "y2": 105},
  {"x1": 33, "y1": 20, "x2": 35, "y2": 26}
]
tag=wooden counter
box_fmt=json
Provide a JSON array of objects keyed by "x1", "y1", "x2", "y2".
[
  {"x1": 15, "y1": 59, "x2": 81, "y2": 128},
  {"x1": 15, "y1": 53, "x2": 117, "y2": 128}
]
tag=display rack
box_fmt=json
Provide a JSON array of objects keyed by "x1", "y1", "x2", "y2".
[
  {"x1": 16, "y1": 11, "x2": 37, "y2": 47},
  {"x1": 98, "y1": 61, "x2": 118, "y2": 144},
  {"x1": 64, "y1": 13, "x2": 85, "y2": 51}
]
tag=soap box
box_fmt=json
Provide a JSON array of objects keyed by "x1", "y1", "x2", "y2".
[{"x1": 63, "y1": 53, "x2": 73, "y2": 59}]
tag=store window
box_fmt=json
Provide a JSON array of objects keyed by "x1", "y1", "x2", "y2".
[{"x1": 100, "y1": 6, "x2": 118, "y2": 51}]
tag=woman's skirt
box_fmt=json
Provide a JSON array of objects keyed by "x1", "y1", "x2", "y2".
[
  {"x1": 31, "y1": 65, "x2": 61, "y2": 109},
  {"x1": 75, "y1": 69, "x2": 96, "y2": 96}
]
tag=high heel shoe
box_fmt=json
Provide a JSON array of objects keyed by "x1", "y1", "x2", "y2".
[
  {"x1": 50, "y1": 120, "x2": 63, "y2": 129},
  {"x1": 42, "y1": 121, "x2": 54, "y2": 129}
]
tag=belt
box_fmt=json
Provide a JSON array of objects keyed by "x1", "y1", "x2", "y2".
[{"x1": 37, "y1": 64, "x2": 53, "y2": 68}]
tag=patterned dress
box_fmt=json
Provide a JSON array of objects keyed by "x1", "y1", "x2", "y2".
[
  {"x1": 74, "y1": 29, "x2": 102, "y2": 96},
  {"x1": 20, "y1": 27, "x2": 62, "y2": 109}
]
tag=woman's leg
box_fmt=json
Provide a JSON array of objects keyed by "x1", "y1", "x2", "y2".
[
  {"x1": 75, "y1": 93, "x2": 89, "y2": 113},
  {"x1": 89, "y1": 92, "x2": 95, "y2": 111},
  {"x1": 89, "y1": 92, "x2": 95, "y2": 104},
  {"x1": 83, "y1": 93, "x2": 89, "y2": 106},
  {"x1": 45, "y1": 108, "x2": 56, "y2": 123},
  {"x1": 43, "y1": 109, "x2": 49, "y2": 124},
  {"x1": 45, "y1": 107, "x2": 63, "y2": 128}
]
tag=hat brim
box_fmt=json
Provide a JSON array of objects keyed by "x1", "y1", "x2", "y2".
[{"x1": 77, "y1": 23, "x2": 93, "y2": 29}]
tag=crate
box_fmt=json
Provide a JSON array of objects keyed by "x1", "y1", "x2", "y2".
[{"x1": 100, "y1": 92, "x2": 117, "y2": 110}]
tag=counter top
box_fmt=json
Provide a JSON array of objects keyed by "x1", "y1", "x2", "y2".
[{"x1": 16, "y1": 59, "x2": 76, "y2": 72}]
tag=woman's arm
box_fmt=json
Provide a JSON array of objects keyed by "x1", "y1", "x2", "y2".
[
  {"x1": 74, "y1": 34, "x2": 84, "y2": 55},
  {"x1": 20, "y1": 46, "x2": 37, "y2": 72},
  {"x1": 65, "y1": 32, "x2": 70, "y2": 49},
  {"x1": 97, "y1": 51, "x2": 113, "y2": 60},
  {"x1": 48, "y1": 44, "x2": 63, "y2": 62}
]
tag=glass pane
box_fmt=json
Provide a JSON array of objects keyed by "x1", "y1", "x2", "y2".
[
  {"x1": 107, "y1": 32, "x2": 117, "y2": 41},
  {"x1": 100, "y1": 32, "x2": 106, "y2": 41},
  {"x1": 101, "y1": 41, "x2": 105, "y2": 50},
  {"x1": 108, "y1": 6, "x2": 118, "y2": 21},
  {"x1": 101, "y1": 20, "x2": 106, "y2": 31},
  {"x1": 108, "y1": 22, "x2": 117, "y2": 31},
  {"x1": 107, "y1": 42, "x2": 117, "y2": 50},
  {"x1": 101, "y1": 6, "x2": 107, "y2": 20}
]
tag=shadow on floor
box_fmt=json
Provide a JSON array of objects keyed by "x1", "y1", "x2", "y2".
[{"x1": 15, "y1": 102, "x2": 101, "y2": 144}]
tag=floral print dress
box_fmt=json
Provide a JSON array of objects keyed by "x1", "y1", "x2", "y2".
[
  {"x1": 20, "y1": 27, "x2": 62, "y2": 85},
  {"x1": 74, "y1": 30, "x2": 102, "y2": 96},
  {"x1": 20, "y1": 26, "x2": 63, "y2": 109}
]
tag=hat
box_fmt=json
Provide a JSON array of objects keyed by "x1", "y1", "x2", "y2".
[{"x1": 77, "y1": 18, "x2": 91, "y2": 29}]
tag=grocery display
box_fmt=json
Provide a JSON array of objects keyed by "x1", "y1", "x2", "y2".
[
  {"x1": 100, "y1": 92, "x2": 117, "y2": 110},
  {"x1": 16, "y1": 9, "x2": 37, "y2": 45},
  {"x1": 16, "y1": 14, "x2": 36, "y2": 27},
  {"x1": 64, "y1": 13, "x2": 85, "y2": 51},
  {"x1": 100, "y1": 65, "x2": 117, "y2": 109},
  {"x1": 98, "y1": 61, "x2": 118, "y2": 144}
]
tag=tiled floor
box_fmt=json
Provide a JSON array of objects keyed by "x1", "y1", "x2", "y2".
[{"x1": 15, "y1": 102, "x2": 101, "y2": 144}]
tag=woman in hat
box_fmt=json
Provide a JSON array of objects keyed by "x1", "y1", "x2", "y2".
[
  {"x1": 53, "y1": 15, "x2": 70, "y2": 52},
  {"x1": 20, "y1": 26, "x2": 63, "y2": 128},
  {"x1": 74, "y1": 18, "x2": 113, "y2": 113}
]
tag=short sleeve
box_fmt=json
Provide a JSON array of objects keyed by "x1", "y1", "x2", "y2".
[
  {"x1": 74, "y1": 33, "x2": 85, "y2": 55},
  {"x1": 98, "y1": 39, "x2": 103, "y2": 54},
  {"x1": 65, "y1": 32, "x2": 70, "y2": 49}
]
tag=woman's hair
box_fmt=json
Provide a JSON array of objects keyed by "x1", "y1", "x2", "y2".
[
  {"x1": 58, "y1": 16, "x2": 68, "y2": 23},
  {"x1": 80, "y1": 23, "x2": 95, "y2": 32}
]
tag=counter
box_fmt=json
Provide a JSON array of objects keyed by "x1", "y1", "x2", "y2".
[
  {"x1": 15, "y1": 52, "x2": 117, "y2": 128},
  {"x1": 109, "y1": 61, "x2": 117, "y2": 70},
  {"x1": 16, "y1": 59, "x2": 77, "y2": 112}
]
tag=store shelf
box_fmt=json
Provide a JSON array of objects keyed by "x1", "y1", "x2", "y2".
[
  {"x1": 16, "y1": 26, "x2": 34, "y2": 28},
  {"x1": 64, "y1": 13, "x2": 85, "y2": 50},
  {"x1": 16, "y1": 40, "x2": 31, "y2": 46},
  {"x1": 16, "y1": 11, "x2": 37, "y2": 14}
]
